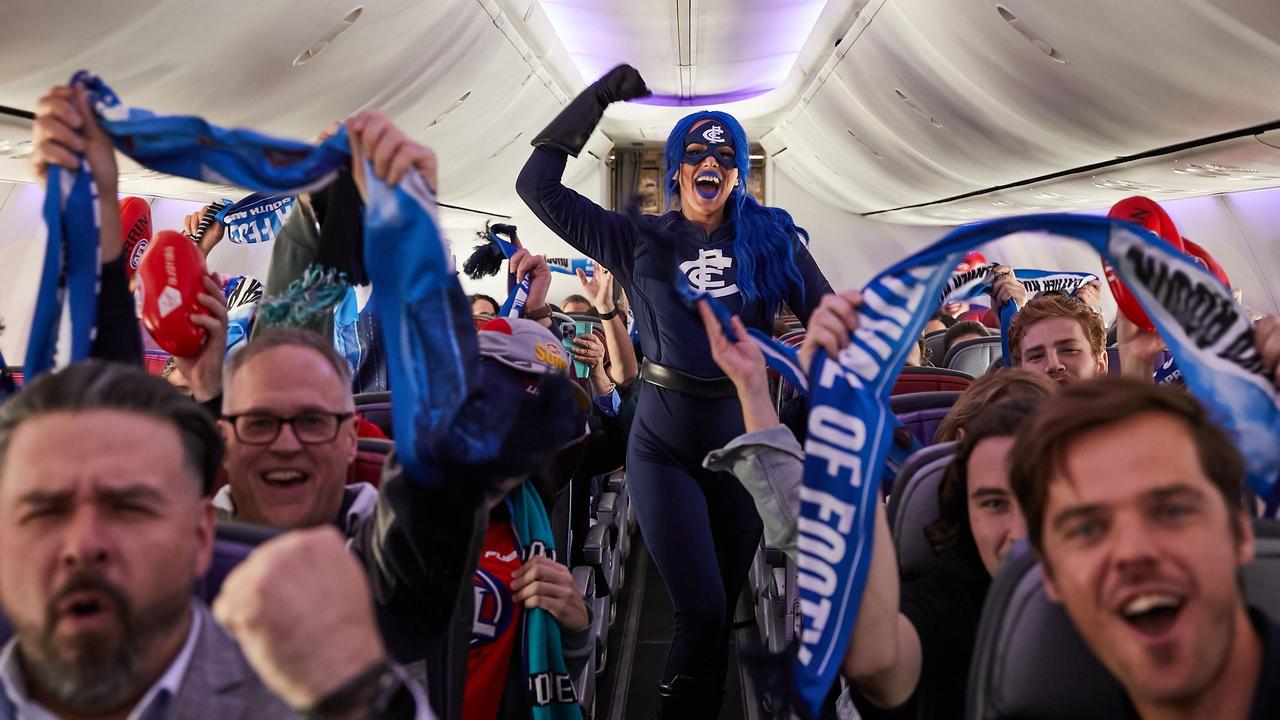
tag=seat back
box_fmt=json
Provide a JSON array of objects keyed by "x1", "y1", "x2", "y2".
[
  {"x1": 892, "y1": 366, "x2": 972, "y2": 395},
  {"x1": 967, "y1": 520, "x2": 1280, "y2": 719},
  {"x1": 886, "y1": 444, "x2": 958, "y2": 580},
  {"x1": 197, "y1": 521, "x2": 282, "y2": 604},
  {"x1": 354, "y1": 391, "x2": 392, "y2": 438},
  {"x1": 347, "y1": 437, "x2": 392, "y2": 487},
  {"x1": 922, "y1": 330, "x2": 948, "y2": 367},
  {"x1": 890, "y1": 391, "x2": 961, "y2": 446},
  {"x1": 889, "y1": 442, "x2": 958, "y2": 503},
  {"x1": 945, "y1": 336, "x2": 1003, "y2": 376}
]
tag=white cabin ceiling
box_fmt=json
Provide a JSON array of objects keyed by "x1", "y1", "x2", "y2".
[{"x1": 1, "y1": 0, "x2": 1278, "y2": 225}]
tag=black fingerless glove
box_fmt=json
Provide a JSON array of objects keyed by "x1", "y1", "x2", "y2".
[{"x1": 532, "y1": 64, "x2": 651, "y2": 157}]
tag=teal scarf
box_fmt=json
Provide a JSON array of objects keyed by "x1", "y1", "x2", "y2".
[{"x1": 506, "y1": 482, "x2": 583, "y2": 720}]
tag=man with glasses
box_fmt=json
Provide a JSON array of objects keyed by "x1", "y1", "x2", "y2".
[{"x1": 216, "y1": 328, "x2": 366, "y2": 529}]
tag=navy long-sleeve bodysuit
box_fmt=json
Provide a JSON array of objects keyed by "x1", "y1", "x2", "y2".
[{"x1": 518, "y1": 146, "x2": 831, "y2": 698}]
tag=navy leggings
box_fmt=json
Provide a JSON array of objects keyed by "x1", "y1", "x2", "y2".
[{"x1": 627, "y1": 381, "x2": 764, "y2": 691}]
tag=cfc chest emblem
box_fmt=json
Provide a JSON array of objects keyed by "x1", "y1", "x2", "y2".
[{"x1": 679, "y1": 248, "x2": 739, "y2": 298}]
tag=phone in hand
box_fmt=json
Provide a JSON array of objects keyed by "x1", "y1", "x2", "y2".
[{"x1": 560, "y1": 321, "x2": 592, "y2": 379}]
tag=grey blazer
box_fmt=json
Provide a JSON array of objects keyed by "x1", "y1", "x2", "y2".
[{"x1": 167, "y1": 603, "x2": 296, "y2": 719}]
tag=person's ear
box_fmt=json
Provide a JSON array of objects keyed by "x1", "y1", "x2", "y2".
[{"x1": 1236, "y1": 508, "x2": 1256, "y2": 566}]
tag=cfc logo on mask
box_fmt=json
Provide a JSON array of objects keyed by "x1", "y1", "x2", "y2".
[
  {"x1": 680, "y1": 248, "x2": 739, "y2": 298},
  {"x1": 702, "y1": 124, "x2": 726, "y2": 144}
]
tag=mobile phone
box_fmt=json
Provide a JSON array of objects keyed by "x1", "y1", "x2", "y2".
[{"x1": 560, "y1": 321, "x2": 592, "y2": 379}]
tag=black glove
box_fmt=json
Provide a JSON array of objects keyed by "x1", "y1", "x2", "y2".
[{"x1": 532, "y1": 64, "x2": 650, "y2": 157}]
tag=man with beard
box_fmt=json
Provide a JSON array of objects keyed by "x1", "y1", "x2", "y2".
[{"x1": 0, "y1": 363, "x2": 430, "y2": 719}]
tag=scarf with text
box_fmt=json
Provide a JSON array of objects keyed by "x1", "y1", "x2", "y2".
[{"x1": 36, "y1": 71, "x2": 461, "y2": 483}]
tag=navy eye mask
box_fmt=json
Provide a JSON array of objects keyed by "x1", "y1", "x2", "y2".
[{"x1": 681, "y1": 122, "x2": 737, "y2": 170}]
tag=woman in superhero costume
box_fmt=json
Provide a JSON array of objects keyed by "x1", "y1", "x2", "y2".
[{"x1": 517, "y1": 64, "x2": 831, "y2": 717}]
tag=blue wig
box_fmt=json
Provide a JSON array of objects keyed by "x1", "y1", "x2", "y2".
[{"x1": 663, "y1": 110, "x2": 808, "y2": 317}]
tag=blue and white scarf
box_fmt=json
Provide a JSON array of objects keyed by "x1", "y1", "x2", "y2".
[
  {"x1": 692, "y1": 215, "x2": 1279, "y2": 716},
  {"x1": 937, "y1": 263, "x2": 1098, "y2": 363},
  {"x1": 36, "y1": 71, "x2": 461, "y2": 483},
  {"x1": 217, "y1": 192, "x2": 296, "y2": 245}
]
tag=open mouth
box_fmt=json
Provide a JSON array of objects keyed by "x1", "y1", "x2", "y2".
[
  {"x1": 261, "y1": 469, "x2": 310, "y2": 488},
  {"x1": 694, "y1": 171, "x2": 722, "y2": 199},
  {"x1": 56, "y1": 589, "x2": 114, "y2": 627},
  {"x1": 1119, "y1": 593, "x2": 1184, "y2": 637}
]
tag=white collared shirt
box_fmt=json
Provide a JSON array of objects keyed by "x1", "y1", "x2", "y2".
[{"x1": 0, "y1": 602, "x2": 201, "y2": 720}]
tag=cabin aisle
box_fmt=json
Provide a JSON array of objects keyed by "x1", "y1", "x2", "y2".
[{"x1": 596, "y1": 535, "x2": 763, "y2": 719}]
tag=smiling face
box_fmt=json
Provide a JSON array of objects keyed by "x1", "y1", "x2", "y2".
[
  {"x1": 0, "y1": 410, "x2": 213, "y2": 712},
  {"x1": 966, "y1": 435, "x2": 1025, "y2": 576},
  {"x1": 1039, "y1": 411, "x2": 1253, "y2": 708},
  {"x1": 221, "y1": 345, "x2": 358, "y2": 529},
  {"x1": 1017, "y1": 317, "x2": 1108, "y2": 384},
  {"x1": 674, "y1": 119, "x2": 740, "y2": 224}
]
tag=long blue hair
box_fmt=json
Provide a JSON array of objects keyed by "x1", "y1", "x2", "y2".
[{"x1": 663, "y1": 110, "x2": 807, "y2": 317}]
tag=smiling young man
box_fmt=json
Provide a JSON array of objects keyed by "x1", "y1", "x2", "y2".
[
  {"x1": 1007, "y1": 294, "x2": 1109, "y2": 384},
  {"x1": 1010, "y1": 377, "x2": 1280, "y2": 720}
]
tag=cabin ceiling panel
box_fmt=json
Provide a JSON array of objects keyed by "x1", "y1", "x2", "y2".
[
  {"x1": 775, "y1": 0, "x2": 1280, "y2": 218},
  {"x1": 877, "y1": 132, "x2": 1280, "y2": 224},
  {"x1": 0, "y1": 0, "x2": 578, "y2": 214}
]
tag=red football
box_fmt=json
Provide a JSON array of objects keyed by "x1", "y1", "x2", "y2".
[
  {"x1": 134, "y1": 230, "x2": 210, "y2": 357},
  {"x1": 118, "y1": 196, "x2": 152, "y2": 276}
]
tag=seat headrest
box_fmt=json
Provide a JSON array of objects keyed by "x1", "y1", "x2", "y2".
[
  {"x1": 945, "y1": 336, "x2": 1004, "y2": 377},
  {"x1": 887, "y1": 444, "x2": 957, "y2": 580}
]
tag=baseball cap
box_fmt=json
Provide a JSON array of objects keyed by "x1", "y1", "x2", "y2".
[{"x1": 477, "y1": 317, "x2": 570, "y2": 376}]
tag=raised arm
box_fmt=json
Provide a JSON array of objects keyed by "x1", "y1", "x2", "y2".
[
  {"x1": 577, "y1": 265, "x2": 638, "y2": 384},
  {"x1": 31, "y1": 84, "x2": 143, "y2": 365},
  {"x1": 793, "y1": 290, "x2": 928, "y2": 708},
  {"x1": 516, "y1": 65, "x2": 650, "y2": 279}
]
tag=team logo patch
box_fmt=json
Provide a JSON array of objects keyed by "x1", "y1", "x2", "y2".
[
  {"x1": 470, "y1": 568, "x2": 514, "y2": 648},
  {"x1": 679, "y1": 248, "x2": 738, "y2": 298},
  {"x1": 702, "y1": 124, "x2": 726, "y2": 144}
]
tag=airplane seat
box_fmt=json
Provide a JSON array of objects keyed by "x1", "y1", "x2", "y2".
[
  {"x1": 346, "y1": 438, "x2": 393, "y2": 487},
  {"x1": 966, "y1": 541, "x2": 1127, "y2": 720},
  {"x1": 353, "y1": 391, "x2": 393, "y2": 438},
  {"x1": 892, "y1": 366, "x2": 972, "y2": 396},
  {"x1": 143, "y1": 351, "x2": 170, "y2": 376},
  {"x1": 967, "y1": 520, "x2": 1280, "y2": 720},
  {"x1": 196, "y1": 521, "x2": 282, "y2": 604},
  {"x1": 890, "y1": 391, "x2": 962, "y2": 447},
  {"x1": 890, "y1": 442, "x2": 959, "y2": 502},
  {"x1": 886, "y1": 446, "x2": 958, "y2": 581},
  {"x1": 945, "y1": 336, "x2": 1004, "y2": 377},
  {"x1": 922, "y1": 330, "x2": 948, "y2": 367}
]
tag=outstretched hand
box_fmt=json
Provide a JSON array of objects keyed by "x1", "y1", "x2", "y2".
[
  {"x1": 990, "y1": 265, "x2": 1028, "y2": 307},
  {"x1": 799, "y1": 290, "x2": 864, "y2": 373},
  {"x1": 346, "y1": 109, "x2": 437, "y2": 199},
  {"x1": 698, "y1": 300, "x2": 766, "y2": 391},
  {"x1": 31, "y1": 84, "x2": 117, "y2": 193},
  {"x1": 576, "y1": 265, "x2": 615, "y2": 312},
  {"x1": 174, "y1": 275, "x2": 229, "y2": 402},
  {"x1": 510, "y1": 249, "x2": 552, "y2": 315},
  {"x1": 596, "y1": 64, "x2": 651, "y2": 103}
]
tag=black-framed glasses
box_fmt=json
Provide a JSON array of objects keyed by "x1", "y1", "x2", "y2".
[{"x1": 222, "y1": 412, "x2": 355, "y2": 445}]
